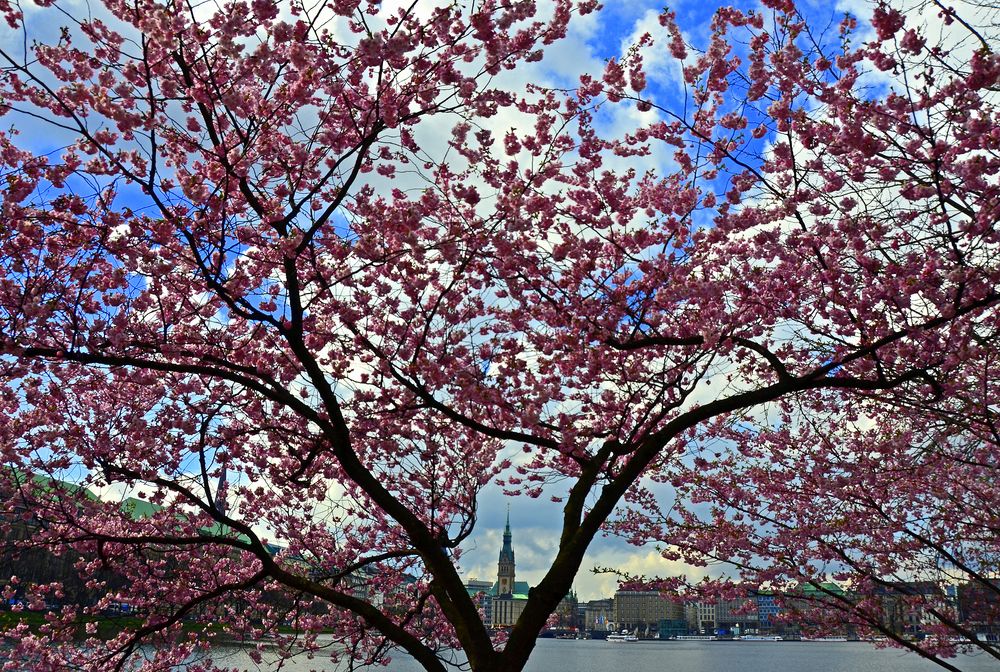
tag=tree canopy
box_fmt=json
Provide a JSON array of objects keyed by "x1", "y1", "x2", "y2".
[{"x1": 0, "y1": 0, "x2": 998, "y2": 670}]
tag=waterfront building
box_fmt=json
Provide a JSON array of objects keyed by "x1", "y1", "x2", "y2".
[
  {"x1": 756, "y1": 591, "x2": 782, "y2": 634},
  {"x1": 658, "y1": 616, "x2": 689, "y2": 638},
  {"x1": 613, "y1": 590, "x2": 684, "y2": 635},
  {"x1": 957, "y1": 578, "x2": 1000, "y2": 637},
  {"x1": 716, "y1": 597, "x2": 759, "y2": 635},
  {"x1": 583, "y1": 598, "x2": 615, "y2": 635},
  {"x1": 465, "y1": 578, "x2": 494, "y2": 627},
  {"x1": 684, "y1": 602, "x2": 699, "y2": 632},
  {"x1": 785, "y1": 581, "x2": 851, "y2": 638},
  {"x1": 496, "y1": 509, "x2": 516, "y2": 595},
  {"x1": 493, "y1": 594, "x2": 529, "y2": 627},
  {"x1": 0, "y1": 469, "x2": 121, "y2": 609},
  {"x1": 489, "y1": 511, "x2": 529, "y2": 627},
  {"x1": 694, "y1": 601, "x2": 717, "y2": 634},
  {"x1": 466, "y1": 578, "x2": 494, "y2": 593},
  {"x1": 875, "y1": 580, "x2": 954, "y2": 638},
  {"x1": 551, "y1": 590, "x2": 580, "y2": 632}
]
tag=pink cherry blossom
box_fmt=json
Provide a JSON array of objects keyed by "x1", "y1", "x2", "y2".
[{"x1": 0, "y1": 1, "x2": 998, "y2": 671}]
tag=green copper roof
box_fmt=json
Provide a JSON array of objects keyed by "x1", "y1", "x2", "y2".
[
  {"x1": 798, "y1": 582, "x2": 845, "y2": 596},
  {"x1": 490, "y1": 580, "x2": 530, "y2": 597}
]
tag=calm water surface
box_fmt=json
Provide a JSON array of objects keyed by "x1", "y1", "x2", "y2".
[{"x1": 203, "y1": 639, "x2": 1000, "y2": 672}]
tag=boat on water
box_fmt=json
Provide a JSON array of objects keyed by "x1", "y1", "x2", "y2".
[
  {"x1": 675, "y1": 635, "x2": 717, "y2": 641},
  {"x1": 740, "y1": 635, "x2": 783, "y2": 641},
  {"x1": 606, "y1": 630, "x2": 639, "y2": 642},
  {"x1": 800, "y1": 636, "x2": 848, "y2": 642}
]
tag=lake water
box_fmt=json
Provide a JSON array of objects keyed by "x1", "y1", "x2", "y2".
[{"x1": 203, "y1": 638, "x2": 1000, "y2": 672}]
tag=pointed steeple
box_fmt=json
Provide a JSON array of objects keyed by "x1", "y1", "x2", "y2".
[
  {"x1": 213, "y1": 466, "x2": 228, "y2": 518},
  {"x1": 497, "y1": 504, "x2": 516, "y2": 595},
  {"x1": 499, "y1": 505, "x2": 514, "y2": 563}
]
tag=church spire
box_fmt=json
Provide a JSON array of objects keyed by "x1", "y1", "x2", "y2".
[
  {"x1": 213, "y1": 465, "x2": 228, "y2": 518},
  {"x1": 497, "y1": 504, "x2": 515, "y2": 595},
  {"x1": 499, "y1": 505, "x2": 514, "y2": 563}
]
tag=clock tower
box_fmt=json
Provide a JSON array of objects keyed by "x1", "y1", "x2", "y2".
[{"x1": 497, "y1": 508, "x2": 515, "y2": 595}]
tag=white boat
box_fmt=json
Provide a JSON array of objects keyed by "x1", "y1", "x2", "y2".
[
  {"x1": 741, "y1": 635, "x2": 783, "y2": 641},
  {"x1": 675, "y1": 635, "x2": 717, "y2": 641},
  {"x1": 800, "y1": 636, "x2": 848, "y2": 642},
  {"x1": 606, "y1": 630, "x2": 639, "y2": 642}
]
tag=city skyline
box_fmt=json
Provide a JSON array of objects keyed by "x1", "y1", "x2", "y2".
[{"x1": 460, "y1": 494, "x2": 711, "y2": 602}]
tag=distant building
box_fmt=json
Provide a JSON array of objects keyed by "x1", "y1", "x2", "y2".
[
  {"x1": 551, "y1": 590, "x2": 580, "y2": 632},
  {"x1": 489, "y1": 511, "x2": 529, "y2": 627},
  {"x1": 756, "y1": 592, "x2": 782, "y2": 634},
  {"x1": 684, "y1": 602, "x2": 699, "y2": 632},
  {"x1": 493, "y1": 594, "x2": 528, "y2": 627},
  {"x1": 466, "y1": 578, "x2": 493, "y2": 594},
  {"x1": 784, "y1": 581, "x2": 851, "y2": 637},
  {"x1": 716, "y1": 597, "x2": 759, "y2": 635},
  {"x1": 465, "y1": 578, "x2": 494, "y2": 627},
  {"x1": 496, "y1": 510, "x2": 516, "y2": 596},
  {"x1": 613, "y1": 590, "x2": 684, "y2": 635},
  {"x1": 957, "y1": 578, "x2": 1000, "y2": 637},
  {"x1": 875, "y1": 580, "x2": 954, "y2": 637},
  {"x1": 576, "y1": 603, "x2": 587, "y2": 632},
  {"x1": 583, "y1": 598, "x2": 614, "y2": 634},
  {"x1": 0, "y1": 470, "x2": 122, "y2": 609},
  {"x1": 694, "y1": 601, "x2": 717, "y2": 634}
]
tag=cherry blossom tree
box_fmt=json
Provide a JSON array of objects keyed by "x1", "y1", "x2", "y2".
[{"x1": 0, "y1": 0, "x2": 997, "y2": 670}]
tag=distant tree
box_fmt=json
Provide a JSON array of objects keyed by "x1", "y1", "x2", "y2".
[{"x1": 0, "y1": 0, "x2": 997, "y2": 670}]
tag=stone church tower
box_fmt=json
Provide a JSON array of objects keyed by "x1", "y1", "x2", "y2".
[{"x1": 497, "y1": 509, "x2": 515, "y2": 595}]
